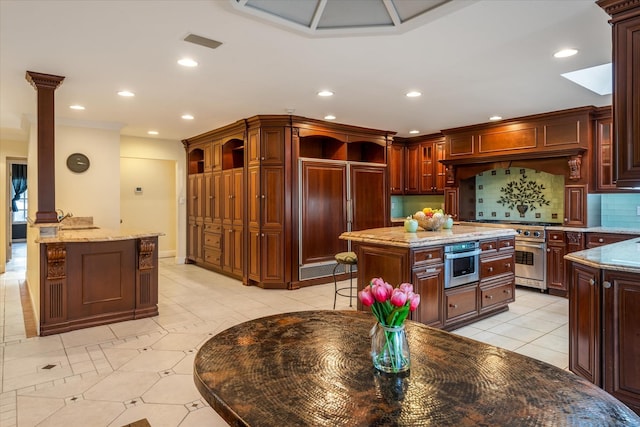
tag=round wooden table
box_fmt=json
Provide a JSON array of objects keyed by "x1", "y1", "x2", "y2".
[{"x1": 194, "y1": 310, "x2": 640, "y2": 426}]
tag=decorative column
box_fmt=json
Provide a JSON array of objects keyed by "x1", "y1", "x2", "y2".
[{"x1": 25, "y1": 71, "x2": 65, "y2": 224}]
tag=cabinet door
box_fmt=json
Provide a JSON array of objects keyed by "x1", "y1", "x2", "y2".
[
  {"x1": 232, "y1": 226, "x2": 243, "y2": 276},
  {"x1": 564, "y1": 185, "x2": 587, "y2": 227},
  {"x1": 350, "y1": 165, "x2": 387, "y2": 231},
  {"x1": 262, "y1": 166, "x2": 284, "y2": 228},
  {"x1": 444, "y1": 187, "x2": 459, "y2": 220},
  {"x1": 261, "y1": 230, "x2": 284, "y2": 283},
  {"x1": 595, "y1": 116, "x2": 617, "y2": 191},
  {"x1": 232, "y1": 168, "x2": 243, "y2": 225},
  {"x1": 404, "y1": 144, "x2": 420, "y2": 194},
  {"x1": 569, "y1": 262, "x2": 601, "y2": 385},
  {"x1": 188, "y1": 174, "x2": 204, "y2": 219},
  {"x1": 603, "y1": 271, "x2": 640, "y2": 414},
  {"x1": 419, "y1": 142, "x2": 435, "y2": 193},
  {"x1": 434, "y1": 142, "x2": 446, "y2": 192},
  {"x1": 261, "y1": 127, "x2": 286, "y2": 164},
  {"x1": 248, "y1": 166, "x2": 260, "y2": 228},
  {"x1": 187, "y1": 220, "x2": 203, "y2": 262},
  {"x1": 247, "y1": 128, "x2": 260, "y2": 165},
  {"x1": 444, "y1": 284, "x2": 478, "y2": 326},
  {"x1": 248, "y1": 228, "x2": 260, "y2": 281},
  {"x1": 389, "y1": 144, "x2": 404, "y2": 195},
  {"x1": 546, "y1": 244, "x2": 566, "y2": 291},
  {"x1": 211, "y1": 172, "x2": 222, "y2": 223},
  {"x1": 412, "y1": 264, "x2": 444, "y2": 328},
  {"x1": 222, "y1": 170, "x2": 233, "y2": 223}
]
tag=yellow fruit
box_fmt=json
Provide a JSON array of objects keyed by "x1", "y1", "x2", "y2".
[{"x1": 423, "y1": 207, "x2": 433, "y2": 214}]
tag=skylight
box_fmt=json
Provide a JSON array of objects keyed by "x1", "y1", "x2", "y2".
[{"x1": 561, "y1": 63, "x2": 612, "y2": 96}]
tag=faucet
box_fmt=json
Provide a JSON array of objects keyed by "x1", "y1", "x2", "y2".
[{"x1": 56, "y1": 209, "x2": 73, "y2": 222}]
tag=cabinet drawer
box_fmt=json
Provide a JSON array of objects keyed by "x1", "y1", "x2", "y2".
[
  {"x1": 445, "y1": 285, "x2": 478, "y2": 322},
  {"x1": 481, "y1": 280, "x2": 515, "y2": 310},
  {"x1": 204, "y1": 248, "x2": 221, "y2": 266},
  {"x1": 499, "y1": 238, "x2": 514, "y2": 251},
  {"x1": 204, "y1": 223, "x2": 222, "y2": 233},
  {"x1": 547, "y1": 230, "x2": 565, "y2": 243},
  {"x1": 480, "y1": 253, "x2": 514, "y2": 279},
  {"x1": 413, "y1": 247, "x2": 443, "y2": 265},
  {"x1": 204, "y1": 232, "x2": 221, "y2": 249},
  {"x1": 480, "y1": 239, "x2": 498, "y2": 253},
  {"x1": 586, "y1": 233, "x2": 634, "y2": 248}
]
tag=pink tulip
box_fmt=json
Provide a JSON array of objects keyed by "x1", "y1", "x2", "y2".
[
  {"x1": 358, "y1": 287, "x2": 375, "y2": 307},
  {"x1": 390, "y1": 288, "x2": 408, "y2": 307},
  {"x1": 370, "y1": 277, "x2": 385, "y2": 288},
  {"x1": 399, "y1": 283, "x2": 413, "y2": 293},
  {"x1": 409, "y1": 293, "x2": 421, "y2": 311},
  {"x1": 371, "y1": 283, "x2": 389, "y2": 302},
  {"x1": 383, "y1": 281, "x2": 394, "y2": 297}
]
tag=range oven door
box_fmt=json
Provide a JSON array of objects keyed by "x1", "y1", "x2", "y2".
[{"x1": 514, "y1": 241, "x2": 546, "y2": 290}]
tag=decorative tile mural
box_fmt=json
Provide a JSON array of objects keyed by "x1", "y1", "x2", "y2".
[{"x1": 475, "y1": 168, "x2": 564, "y2": 223}]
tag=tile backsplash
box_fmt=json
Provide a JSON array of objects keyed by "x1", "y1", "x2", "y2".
[
  {"x1": 391, "y1": 195, "x2": 444, "y2": 218},
  {"x1": 475, "y1": 168, "x2": 564, "y2": 223},
  {"x1": 601, "y1": 193, "x2": 640, "y2": 229}
]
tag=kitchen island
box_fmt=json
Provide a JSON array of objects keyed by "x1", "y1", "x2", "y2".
[
  {"x1": 565, "y1": 237, "x2": 640, "y2": 415},
  {"x1": 340, "y1": 225, "x2": 517, "y2": 330},
  {"x1": 36, "y1": 226, "x2": 163, "y2": 335}
]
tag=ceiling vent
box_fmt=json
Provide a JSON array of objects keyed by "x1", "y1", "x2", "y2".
[{"x1": 184, "y1": 33, "x2": 223, "y2": 50}]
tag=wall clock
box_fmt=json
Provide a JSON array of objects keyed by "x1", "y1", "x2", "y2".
[{"x1": 66, "y1": 153, "x2": 90, "y2": 173}]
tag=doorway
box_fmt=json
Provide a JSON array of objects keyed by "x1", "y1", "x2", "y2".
[{"x1": 6, "y1": 159, "x2": 28, "y2": 263}]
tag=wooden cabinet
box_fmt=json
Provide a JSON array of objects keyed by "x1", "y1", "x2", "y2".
[
  {"x1": 188, "y1": 174, "x2": 204, "y2": 220},
  {"x1": 404, "y1": 143, "x2": 420, "y2": 194},
  {"x1": 203, "y1": 222, "x2": 221, "y2": 267},
  {"x1": 569, "y1": 261, "x2": 640, "y2": 414},
  {"x1": 593, "y1": 108, "x2": 618, "y2": 192},
  {"x1": 546, "y1": 230, "x2": 566, "y2": 295},
  {"x1": 350, "y1": 164, "x2": 388, "y2": 231},
  {"x1": 478, "y1": 236, "x2": 515, "y2": 314},
  {"x1": 411, "y1": 247, "x2": 444, "y2": 328},
  {"x1": 419, "y1": 139, "x2": 445, "y2": 194},
  {"x1": 602, "y1": 270, "x2": 640, "y2": 414},
  {"x1": 569, "y1": 262, "x2": 601, "y2": 384},
  {"x1": 204, "y1": 172, "x2": 221, "y2": 222},
  {"x1": 598, "y1": 0, "x2": 640, "y2": 188},
  {"x1": 389, "y1": 143, "x2": 404, "y2": 195},
  {"x1": 444, "y1": 284, "x2": 478, "y2": 326},
  {"x1": 444, "y1": 187, "x2": 459, "y2": 220},
  {"x1": 563, "y1": 185, "x2": 587, "y2": 227}
]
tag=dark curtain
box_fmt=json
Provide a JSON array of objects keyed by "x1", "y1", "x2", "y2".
[{"x1": 11, "y1": 164, "x2": 27, "y2": 212}]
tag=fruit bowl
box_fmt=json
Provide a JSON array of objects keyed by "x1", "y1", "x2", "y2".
[{"x1": 413, "y1": 214, "x2": 447, "y2": 231}]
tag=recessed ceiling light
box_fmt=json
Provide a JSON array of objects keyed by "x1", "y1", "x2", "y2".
[
  {"x1": 118, "y1": 90, "x2": 135, "y2": 97},
  {"x1": 405, "y1": 91, "x2": 422, "y2": 98},
  {"x1": 554, "y1": 48, "x2": 578, "y2": 58},
  {"x1": 409, "y1": 130, "x2": 419, "y2": 134},
  {"x1": 69, "y1": 105, "x2": 85, "y2": 110},
  {"x1": 489, "y1": 115, "x2": 502, "y2": 121},
  {"x1": 317, "y1": 90, "x2": 334, "y2": 97},
  {"x1": 147, "y1": 130, "x2": 159, "y2": 135},
  {"x1": 178, "y1": 58, "x2": 198, "y2": 67},
  {"x1": 182, "y1": 114, "x2": 194, "y2": 120},
  {"x1": 324, "y1": 114, "x2": 336, "y2": 120}
]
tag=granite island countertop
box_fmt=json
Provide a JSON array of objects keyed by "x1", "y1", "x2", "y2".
[
  {"x1": 340, "y1": 225, "x2": 516, "y2": 248},
  {"x1": 35, "y1": 227, "x2": 164, "y2": 244},
  {"x1": 564, "y1": 237, "x2": 640, "y2": 274}
]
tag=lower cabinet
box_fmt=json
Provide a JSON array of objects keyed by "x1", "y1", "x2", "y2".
[
  {"x1": 412, "y1": 264, "x2": 444, "y2": 328},
  {"x1": 569, "y1": 262, "x2": 640, "y2": 415},
  {"x1": 444, "y1": 284, "x2": 478, "y2": 326}
]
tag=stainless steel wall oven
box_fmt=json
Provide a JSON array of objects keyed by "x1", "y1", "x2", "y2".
[{"x1": 444, "y1": 241, "x2": 481, "y2": 288}]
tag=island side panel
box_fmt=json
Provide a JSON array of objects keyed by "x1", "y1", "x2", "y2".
[
  {"x1": 135, "y1": 237, "x2": 159, "y2": 318},
  {"x1": 353, "y1": 242, "x2": 410, "y2": 311}
]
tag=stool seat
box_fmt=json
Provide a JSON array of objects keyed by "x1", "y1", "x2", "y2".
[
  {"x1": 335, "y1": 251, "x2": 357, "y2": 264},
  {"x1": 333, "y1": 252, "x2": 357, "y2": 309}
]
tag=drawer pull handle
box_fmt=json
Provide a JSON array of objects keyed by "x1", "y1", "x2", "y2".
[
  {"x1": 589, "y1": 278, "x2": 595, "y2": 286},
  {"x1": 553, "y1": 236, "x2": 558, "y2": 239},
  {"x1": 598, "y1": 238, "x2": 604, "y2": 243},
  {"x1": 487, "y1": 267, "x2": 493, "y2": 272},
  {"x1": 485, "y1": 295, "x2": 493, "y2": 299},
  {"x1": 488, "y1": 244, "x2": 493, "y2": 249},
  {"x1": 427, "y1": 254, "x2": 432, "y2": 259},
  {"x1": 505, "y1": 263, "x2": 511, "y2": 268},
  {"x1": 449, "y1": 304, "x2": 458, "y2": 308},
  {"x1": 603, "y1": 281, "x2": 611, "y2": 289},
  {"x1": 503, "y1": 289, "x2": 511, "y2": 294}
]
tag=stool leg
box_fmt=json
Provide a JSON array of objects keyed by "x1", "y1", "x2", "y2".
[
  {"x1": 332, "y1": 262, "x2": 339, "y2": 310},
  {"x1": 348, "y1": 266, "x2": 353, "y2": 307}
]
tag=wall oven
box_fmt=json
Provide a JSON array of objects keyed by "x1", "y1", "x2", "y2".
[{"x1": 444, "y1": 241, "x2": 481, "y2": 288}]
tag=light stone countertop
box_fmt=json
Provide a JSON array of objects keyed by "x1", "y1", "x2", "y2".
[
  {"x1": 36, "y1": 227, "x2": 164, "y2": 243},
  {"x1": 340, "y1": 225, "x2": 516, "y2": 248},
  {"x1": 545, "y1": 226, "x2": 640, "y2": 235},
  {"x1": 565, "y1": 237, "x2": 640, "y2": 274}
]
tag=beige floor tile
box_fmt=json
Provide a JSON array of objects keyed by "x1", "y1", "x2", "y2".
[
  {"x1": 142, "y1": 374, "x2": 202, "y2": 404},
  {"x1": 60, "y1": 326, "x2": 117, "y2": 348},
  {"x1": 548, "y1": 323, "x2": 569, "y2": 339},
  {"x1": 466, "y1": 330, "x2": 527, "y2": 351},
  {"x1": 117, "y1": 350, "x2": 186, "y2": 373},
  {"x1": 486, "y1": 322, "x2": 547, "y2": 342},
  {"x1": 83, "y1": 371, "x2": 160, "y2": 402},
  {"x1": 529, "y1": 333, "x2": 569, "y2": 354},
  {"x1": 18, "y1": 374, "x2": 107, "y2": 399},
  {"x1": 178, "y1": 406, "x2": 229, "y2": 427},
  {"x1": 151, "y1": 333, "x2": 205, "y2": 352},
  {"x1": 16, "y1": 395, "x2": 65, "y2": 427},
  {"x1": 107, "y1": 402, "x2": 188, "y2": 427},
  {"x1": 449, "y1": 325, "x2": 482, "y2": 339},
  {"x1": 36, "y1": 399, "x2": 125, "y2": 427},
  {"x1": 513, "y1": 343, "x2": 568, "y2": 369},
  {"x1": 102, "y1": 348, "x2": 143, "y2": 370},
  {"x1": 506, "y1": 315, "x2": 565, "y2": 333}
]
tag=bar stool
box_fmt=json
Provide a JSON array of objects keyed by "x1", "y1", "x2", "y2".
[{"x1": 332, "y1": 251, "x2": 358, "y2": 309}]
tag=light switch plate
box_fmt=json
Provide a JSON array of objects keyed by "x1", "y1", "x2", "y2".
[{"x1": 637, "y1": 206, "x2": 640, "y2": 216}]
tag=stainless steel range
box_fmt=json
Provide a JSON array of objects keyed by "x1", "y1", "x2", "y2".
[{"x1": 459, "y1": 221, "x2": 551, "y2": 291}]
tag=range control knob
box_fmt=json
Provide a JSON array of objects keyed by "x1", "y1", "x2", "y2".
[
  {"x1": 523, "y1": 230, "x2": 531, "y2": 236},
  {"x1": 516, "y1": 229, "x2": 523, "y2": 234},
  {"x1": 533, "y1": 231, "x2": 541, "y2": 237}
]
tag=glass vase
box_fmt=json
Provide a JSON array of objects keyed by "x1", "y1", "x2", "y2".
[{"x1": 370, "y1": 323, "x2": 410, "y2": 373}]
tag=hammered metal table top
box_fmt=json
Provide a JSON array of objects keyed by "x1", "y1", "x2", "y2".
[{"x1": 194, "y1": 310, "x2": 640, "y2": 426}]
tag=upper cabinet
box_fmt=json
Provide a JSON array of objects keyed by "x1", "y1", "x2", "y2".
[
  {"x1": 598, "y1": 0, "x2": 640, "y2": 188},
  {"x1": 390, "y1": 134, "x2": 446, "y2": 195},
  {"x1": 388, "y1": 143, "x2": 404, "y2": 195},
  {"x1": 592, "y1": 106, "x2": 621, "y2": 192}
]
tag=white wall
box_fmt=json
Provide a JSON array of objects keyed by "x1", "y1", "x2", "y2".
[
  {"x1": 120, "y1": 135, "x2": 186, "y2": 263},
  {"x1": 55, "y1": 125, "x2": 121, "y2": 229},
  {"x1": 120, "y1": 157, "x2": 176, "y2": 257}
]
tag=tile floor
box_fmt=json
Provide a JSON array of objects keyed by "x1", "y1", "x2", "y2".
[{"x1": 1, "y1": 243, "x2": 569, "y2": 427}]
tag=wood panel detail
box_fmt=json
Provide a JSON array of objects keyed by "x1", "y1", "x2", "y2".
[
  {"x1": 46, "y1": 244, "x2": 66, "y2": 279},
  {"x1": 479, "y1": 127, "x2": 536, "y2": 153},
  {"x1": 139, "y1": 238, "x2": 156, "y2": 270}
]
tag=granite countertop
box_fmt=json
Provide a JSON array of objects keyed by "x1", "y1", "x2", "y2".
[
  {"x1": 340, "y1": 225, "x2": 516, "y2": 248},
  {"x1": 36, "y1": 227, "x2": 164, "y2": 243},
  {"x1": 565, "y1": 237, "x2": 640, "y2": 274},
  {"x1": 545, "y1": 225, "x2": 640, "y2": 235}
]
